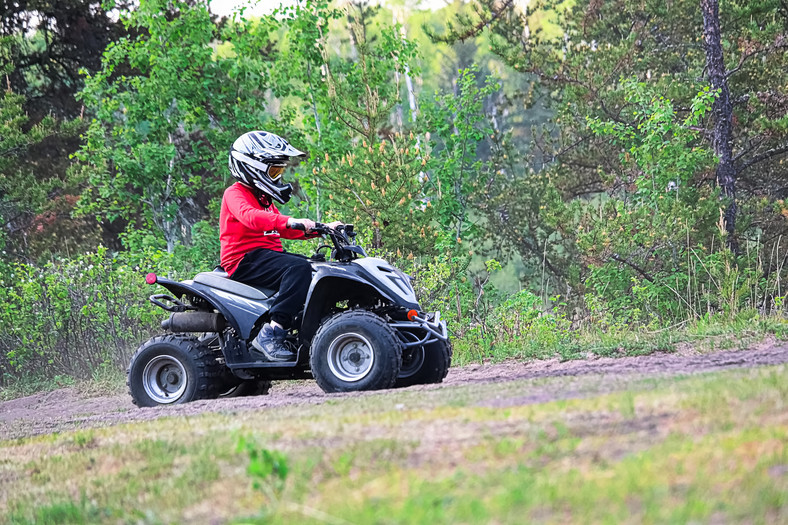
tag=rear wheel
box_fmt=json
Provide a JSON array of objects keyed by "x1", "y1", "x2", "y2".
[
  {"x1": 310, "y1": 310, "x2": 401, "y2": 393},
  {"x1": 127, "y1": 334, "x2": 223, "y2": 407},
  {"x1": 395, "y1": 338, "x2": 452, "y2": 388}
]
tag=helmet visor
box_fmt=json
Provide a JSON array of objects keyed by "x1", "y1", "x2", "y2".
[{"x1": 268, "y1": 165, "x2": 285, "y2": 181}]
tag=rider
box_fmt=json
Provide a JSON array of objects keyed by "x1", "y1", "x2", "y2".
[{"x1": 221, "y1": 130, "x2": 341, "y2": 362}]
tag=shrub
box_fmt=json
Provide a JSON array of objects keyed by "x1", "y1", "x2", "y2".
[{"x1": 0, "y1": 246, "x2": 190, "y2": 387}]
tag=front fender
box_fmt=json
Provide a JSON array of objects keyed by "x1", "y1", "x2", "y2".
[{"x1": 300, "y1": 266, "x2": 386, "y2": 343}]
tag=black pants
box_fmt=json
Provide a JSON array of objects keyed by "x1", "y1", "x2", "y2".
[{"x1": 231, "y1": 248, "x2": 312, "y2": 329}]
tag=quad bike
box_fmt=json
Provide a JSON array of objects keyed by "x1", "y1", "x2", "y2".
[{"x1": 127, "y1": 224, "x2": 451, "y2": 407}]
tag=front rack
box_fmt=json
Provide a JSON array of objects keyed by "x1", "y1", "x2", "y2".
[{"x1": 389, "y1": 311, "x2": 449, "y2": 348}]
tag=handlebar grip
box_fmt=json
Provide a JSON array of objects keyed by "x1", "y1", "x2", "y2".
[
  {"x1": 290, "y1": 221, "x2": 331, "y2": 234},
  {"x1": 312, "y1": 222, "x2": 331, "y2": 235}
]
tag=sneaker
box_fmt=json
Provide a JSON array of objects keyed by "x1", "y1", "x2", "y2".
[{"x1": 251, "y1": 323, "x2": 296, "y2": 362}]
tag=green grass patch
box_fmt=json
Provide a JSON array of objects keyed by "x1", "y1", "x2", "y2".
[
  {"x1": 2, "y1": 365, "x2": 786, "y2": 524},
  {"x1": 452, "y1": 311, "x2": 788, "y2": 366}
]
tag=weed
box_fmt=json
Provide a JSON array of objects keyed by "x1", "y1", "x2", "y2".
[
  {"x1": 236, "y1": 436, "x2": 289, "y2": 518},
  {"x1": 71, "y1": 430, "x2": 96, "y2": 449}
]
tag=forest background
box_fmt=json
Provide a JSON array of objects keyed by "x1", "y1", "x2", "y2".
[{"x1": 1, "y1": 0, "x2": 787, "y2": 393}]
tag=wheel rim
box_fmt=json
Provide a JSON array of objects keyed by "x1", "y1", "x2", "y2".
[
  {"x1": 326, "y1": 332, "x2": 375, "y2": 382},
  {"x1": 142, "y1": 355, "x2": 188, "y2": 404},
  {"x1": 399, "y1": 346, "x2": 425, "y2": 378}
]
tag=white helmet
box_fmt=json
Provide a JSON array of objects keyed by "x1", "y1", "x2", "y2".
[{"x1": 228, "y1": 131, "x2": 307, "y2": 203}]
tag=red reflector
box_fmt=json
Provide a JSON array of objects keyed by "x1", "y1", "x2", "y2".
[
  {"x1": 407, "y1": 309, "x2": 418, "y2": 321},
  {"x1": 145, "y1": 273, "x2": 157, "y2": 285}
]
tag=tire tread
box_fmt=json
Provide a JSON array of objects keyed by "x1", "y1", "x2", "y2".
[
  {"x1": 395, "y1": 338, "x2": 452, "y2": 388},
  {"x1": 127, "y1": 333, "x2": 223, "y2": 407},
  {"x1": 311, "y1": 310, "x2": 401, "y2": 393}
]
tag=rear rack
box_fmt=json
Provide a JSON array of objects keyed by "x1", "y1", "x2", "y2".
[{"x1": 149, "y1": 294, "x2": 196, "y2": 313}]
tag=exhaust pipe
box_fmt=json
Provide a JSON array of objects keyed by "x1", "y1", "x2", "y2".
[{"x1": 162, "y1": 312, "x2": 225, "y2": 332}]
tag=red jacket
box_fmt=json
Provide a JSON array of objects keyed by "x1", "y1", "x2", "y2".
[{"x1": 220, "y1": 182, "x2": 309, "y2": 276}]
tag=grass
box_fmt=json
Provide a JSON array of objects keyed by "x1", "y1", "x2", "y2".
[
  {"x1": 0, "y1": 363, "x2": 126, "y2": 403},
  {"x1": 1, "y1": 364, "x2": 786, "y2": 524},
  {"x1": 451, "y1": 310, "x2": 788, "y2": 365},
  {"x1": 0, "y1": 374, "x2": 76, "y2": 402},
  {"x1": 2, "y1": 309, "x2": 785, "y2": 401}
]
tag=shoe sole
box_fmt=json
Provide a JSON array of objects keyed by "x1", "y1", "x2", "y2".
[{"x1": 251, "y1": 340, "x2": 295, "y2": 362}]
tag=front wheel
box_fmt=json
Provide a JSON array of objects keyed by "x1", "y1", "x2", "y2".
[
  {"x1": 395, "y1": 338, "x2": 452, "y2": 388},
  {"x1": 310, "y1": 310, "x2": 401, "y2": 393},
  {"x1": 127, "y1": 334, "x2": 223, "y2": 407}
]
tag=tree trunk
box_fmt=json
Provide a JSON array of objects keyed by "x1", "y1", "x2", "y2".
[{"x1": 700, "y1": 0, "x2": 738, "y2": 251}]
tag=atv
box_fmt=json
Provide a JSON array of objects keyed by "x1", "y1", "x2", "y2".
[{"x1": 127, "y1": 223, "x2": 451, "y2": 407}]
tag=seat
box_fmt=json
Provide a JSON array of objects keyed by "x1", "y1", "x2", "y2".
[{"x1": 193, "y1": 271, "x2": 276, "y2": 300}]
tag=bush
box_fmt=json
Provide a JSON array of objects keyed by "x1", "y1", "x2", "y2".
[{"x1": 0, "y1": 246, "x2": 194, "y2": 387}]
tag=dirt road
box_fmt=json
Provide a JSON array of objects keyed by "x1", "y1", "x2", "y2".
[{"x1": 2, "y1": 340, "x2": 787, "y2": 441}]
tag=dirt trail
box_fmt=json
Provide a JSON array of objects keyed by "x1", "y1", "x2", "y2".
[{"x1": 2, "y1": 341, "x2": 787, "y2": 441}]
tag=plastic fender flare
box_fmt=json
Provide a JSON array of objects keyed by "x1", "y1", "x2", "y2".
[
  {"x1": 154, "y1": 277, "x2": 242, "y2": 336},
  {"x1": 300, "y1": 267, "x2": 385, "y2": 343}
]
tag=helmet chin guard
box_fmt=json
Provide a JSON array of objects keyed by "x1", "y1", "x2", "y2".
[
  {"x1": 228, "y1": 131, "x2": 307, "y2": 204},
  {"x1": 253, "y1": 178, "x2": 293, "y2": 203}
]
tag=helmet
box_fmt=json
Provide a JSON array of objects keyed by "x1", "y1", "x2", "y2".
[{"x1": 228, "y1": 131, "x2": 307, "y2": 204}]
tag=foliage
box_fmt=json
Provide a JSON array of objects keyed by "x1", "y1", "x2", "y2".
[
  {"x1": 272, "y1": 0, "x2": 442, "y2": 253},
  {"x1": 0, "y1": 246, "x2": 192, "y2": 387},
  {"x1": 578, "y1": 80, "x2": 778, "y2": 324},
  {"x1": 237, "y1": 436, "x2": 290, "y2": 518},
  {"x1": 0, "y1": 2, "x2": 127, "y2": 260},
  {"x1": 0, "y1": 62, "x2": 87, "y2": 261},
  {"x1": 0, "y1": 0, "x2": 130, "y2": 120},
  {"x1": 76, "y1": 0, "x2": 283, "y2": 251},
  {"x1": 586, "y1": 80, "x2": 718, "y2": 204},
  {"x1": 435, "y1": 0, "x2": 788, "y2": 282},
  {"x1": 424, "y1": 65, "x2": 500, "y2": 240},
  {"x1": 578, "y1": 81, "x2": 726, "y2": 323},
  {"x1": 0, "y1": 85, "x2": 56, "y2": 254},
  {"x1": 489, "y1": 290, "x2": 572, "y2": 356},
  {"x1": 2, "y1": 0, "x2": 788, "y2": 390}
]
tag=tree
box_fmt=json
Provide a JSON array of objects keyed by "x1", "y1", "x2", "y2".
[
  {"x1": 432, "y1": 0, "x2": 788, "y2": 280},
  {"x1": 76, "y1": 0, "x2": 280, "y2": 252},
  {"x1": 0, "y1": 35, "x2": 91, "y2": 262},
  {"x1": 0, "y1": 0, "x2": 131, "y2": 120},
  {"x1": 700, "y1": 0, "x2": 736, "y2": 248},
  {"x1": 258, "y1": 0, "x2": 441, "y2": 253},
  {"x1": 0, "y1": 81, "x2": 53, "y2": 252},
  {"x1": 424, "y1": 65, "x2": 500, "y2": 240}
]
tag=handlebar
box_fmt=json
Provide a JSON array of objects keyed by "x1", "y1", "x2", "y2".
[
  {"x1": 311, "y1": 222, "x2": 331, "y2": 235},
  {"x1": 290, "y1": 222, "x2": 326, "y2": 233},
  {"x1": 288, "y1": 221, "x2": 362, "y2": 261},
  {"x1": 288, "y1": 221, "x2": 331, "y2": 234},
  {"x1": 288, "y1": 222, "x2": 324, "y2": 234},
  {"x1": 289, "y1": 221, "x2": 354, "y2": 239}
]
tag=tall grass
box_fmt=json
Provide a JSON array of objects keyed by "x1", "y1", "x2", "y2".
[{"x1": 1, "y1": 237, "x2": 786, "y2": 394}]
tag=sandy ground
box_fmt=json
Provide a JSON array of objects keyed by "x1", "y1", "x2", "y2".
[{"x1": 2, "y1": 340, "x2": 787, "y2": 441}]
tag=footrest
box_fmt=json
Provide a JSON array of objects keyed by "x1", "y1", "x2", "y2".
[{"x1": 228, "y1": 360, "x2": 302, "y2": 369}]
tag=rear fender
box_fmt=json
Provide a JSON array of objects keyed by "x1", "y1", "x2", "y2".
[
  {"x1": 152, "y1": 276, "x2": 246, "y2": 337},
  {"x1": 190, "y1": 283, "x2": 273, "y2": 339}
]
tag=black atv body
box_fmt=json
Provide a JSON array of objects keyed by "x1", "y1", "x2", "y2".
[{"x1": 127, "y1": 224, "x2": 450, "y2": 407}]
